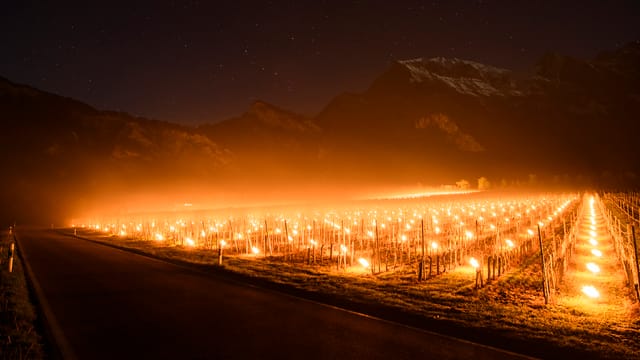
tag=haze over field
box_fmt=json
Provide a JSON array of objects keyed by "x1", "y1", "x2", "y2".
[{"x1": 1, "y1": 40, "x2": 639, "y2": 224}]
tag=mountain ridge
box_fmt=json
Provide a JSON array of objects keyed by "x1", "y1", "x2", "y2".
[{"x1": 1, "y1": 41, "x2": 639, "y2": 223}]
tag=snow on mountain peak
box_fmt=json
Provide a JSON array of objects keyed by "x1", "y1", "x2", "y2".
[{"x1": 396, "y1": 57, "x2": 522, "y2": 97}]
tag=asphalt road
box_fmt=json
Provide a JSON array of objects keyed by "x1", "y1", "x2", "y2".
[{"x1": 17, "y1": 228, "x2": 530, "y2": 359}]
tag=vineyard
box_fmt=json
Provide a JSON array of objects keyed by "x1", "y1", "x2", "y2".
[
  {"x1": 69, "y1": 191, "x2": 640, "y2": 357},
  {"x1": 601, "y1": 192, "x2": 640, "y2": 301},
  {"x1": 77, "y1": 192, "x2": 580, "y2": 286}
]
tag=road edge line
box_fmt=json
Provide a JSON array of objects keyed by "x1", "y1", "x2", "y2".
[
  {"x1": 15, "y1": 231, "x2": 78, "y2": 360},
  {"x1": 64, "y1": 230, "x2": 536, "y2": 359}
]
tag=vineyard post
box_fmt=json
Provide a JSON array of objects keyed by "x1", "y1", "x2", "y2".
[
  {"x1": 538, "y1": 225, "x2": 548, "y2": 305},
  {"x1": 284, "y1": 220, "x2": 289, "y2": 262},
  {"x1": 375, "y1": 221, "x2": 380, "y2": 273},
  {"x1": 421, "y1": 219, "x2": 425, "y2": 280},
  {"x1": 632, "y1": 226, "x2": 640, "y2": 302}
]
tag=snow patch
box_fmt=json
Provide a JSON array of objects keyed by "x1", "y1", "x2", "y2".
[{"x1": 398, "y1": 57, "x2": 522, "y2": 97}]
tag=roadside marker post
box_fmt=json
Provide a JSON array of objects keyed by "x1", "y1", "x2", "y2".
[{"x1": 8, "y1": 242, "x2": 15, "y2": 273}]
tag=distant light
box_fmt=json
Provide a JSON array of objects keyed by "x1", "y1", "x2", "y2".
[
  {"x1": 185, "y1": 237, "x2": 195, "y2": 247},
  {"x1": 184, "y1": 203, "x2": 192, "y2": 207},
  {"x1": 470, "y1": 257, "x2": 479, "y2": 269},
  {"x1": 401, "y1": 234, "x2": 407, "y2": 242},
  {"x1": 465, "y1": 230, "x2": 474, "y2": 239},
  {"x1": 220, "y1": 240, "x2": 227, "y2": 248},
  {"x1": 527, "y1": 229, "x2": 534, "y2": 236},
  {"x1": 586, "y1": 262, "x2": 600, "y2": 273},
  {"x1": 506, "y1": 239, "x2": 515, "y2": 248},
  {"x1": 591, "y1": 249, "x2": 602, "y2": 257},
  {"x1": 155, "y1": 233, "x2": 164, "y2": 241},
  {"x1": 358, "y1": 258, "x2": 370, "y2": 268},
  {"x1": 589, "y1": 239, "x2": 598, "y2": 246},
  {"x1": 582, "y1": 285, "x2": 600, "y2": 298},
  {"x1": 340, "y1": 244, "x2": 348, "y2": 253},
  {"x1": 431, "y1": 242, "x2": 438, "y2": 249},
  {"x1": 590, "y1": 231, "x2": 597, "y2": 237},
  {"x1": 251, "y1": 246, "x2": 260, "y2": 254}
]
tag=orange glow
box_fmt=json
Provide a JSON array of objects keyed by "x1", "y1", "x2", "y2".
[{"x1": 358, "y1": 258, "x2": 370, "y2": 268}]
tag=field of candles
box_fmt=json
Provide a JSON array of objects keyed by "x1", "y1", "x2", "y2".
[
  {"x1": 67, "y1": 192, "x2": 640, "y2": 357},
  {"x1": 76, "y1": 192, "x2": 578, "y2": 281}
]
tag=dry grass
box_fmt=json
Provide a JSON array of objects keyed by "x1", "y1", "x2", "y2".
[
  {"x1": 68, "y1": 216, "x2": 640, "y2": 359},
  {"x1": 0, "y1": 231, "x2": 44, "y2": 360}
]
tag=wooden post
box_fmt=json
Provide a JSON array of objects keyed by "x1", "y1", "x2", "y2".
[
  {"x1": 284, "y1": 220, "x2": 289, "y2": 261},
  {"x1": 538, "y1": 225, "x2": 548, "y2": 305},
  {"x1": 419, "y1": 219, "x2": 425, "y2": 281},
  {"x1": 632, "y1": 226, "x2": 640, "y2": 302},
  {"x1": 8, "y1": 243, "x2": 14, "y2": 273},
  {"x1": 375, "y1": 221, "x2": 380, "y2": 273}
]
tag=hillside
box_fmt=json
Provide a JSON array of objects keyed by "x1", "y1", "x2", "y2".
[{"x1": 1, "y1": 41, "x2": 639, "y2": 223}]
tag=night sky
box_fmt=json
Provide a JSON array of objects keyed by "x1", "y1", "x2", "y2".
[{"x1": 2, "y1": 1, "x2": 639, "y2": 125}]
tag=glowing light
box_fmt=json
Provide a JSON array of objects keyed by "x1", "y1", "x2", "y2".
[
  {"x1": 310, "y1": 239, "x2": 317, "y2": 247},
  {"x1": 505, "y1": 239, "x2": 514, "y2": 248},
  {"x1": 340, "y1": 244, "x2": 348, "y2": 253},
  {"x1": 469, "y1": 257, "x2": 479, "y2": 269},
  {"x1": 119, "y1": 230, "x2": 127, "y2": 237},
  {"x1": 589, "y1": 239, "x2": 598, "y2": 246},
  {"x1": 251, "y1": 246, "x2": 260, "y2": 254},
  {"x1": 590, "y1": 231, "x2": 597, "y2": 237},
  {"x1": 581, "y1": 285, "x2": 600, "y2": 298},
  {"x1": 591, "y1": 249, "x2": 602, "y2": 257},
  {"x1": 586, "y1": 262, "x2": 600, "y2": 274},
  {"x1": 155, "y1": 233, "x2": 164, "y2": 241},
  {"x1": 435, "y1": 226, "x2": 441, "y2": 234},
  {"x1": 431, "y1": 242, "x2": 438, "y2": 249},
  {"x1": 527, "y1": 229, "x2": 534, "y2": 236},
  {"x1": 358, "y1": 258, "x2": 370, "y2": 268},
  {"x1": 401, "y1": 234, "x2": 407, "y2": 242},
  {"x1": 220, "y1": 240, "x2": 227, "y2": 248},
  {"x1": 185, "y1": 237, "x2": 195, "y2": 247},
  {"x1": 465, "y1": 230, "x2": 474, "y2": 239}
]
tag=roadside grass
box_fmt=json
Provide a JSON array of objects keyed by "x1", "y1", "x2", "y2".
[
  {"x1": 70, "y1": 229, "x2": 640, "y2": 359},
  {"x1": 0, "y1": 231, "x2": 43, "y2": 360}
]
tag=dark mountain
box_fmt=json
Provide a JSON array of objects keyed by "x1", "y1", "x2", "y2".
[
  {"x1": 1, "y1": 41, "x2": 639, "y2": 223},
  {"x1": 198, "y1": 101, "x2": 322, "y2": 184},
  {"x1": 314, "y1": 41, "x2": 640, "y2": 184},
  {"x1": 0, "y1": 76, "x2": 230, "y2": 224}
]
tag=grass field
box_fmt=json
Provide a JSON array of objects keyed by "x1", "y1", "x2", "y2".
[{"x1": 0, "y1": 230, "x2": 43, "y2": 360}]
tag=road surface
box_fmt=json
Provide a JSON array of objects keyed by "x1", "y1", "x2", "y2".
[{"x1": 17, "y1": 228, "x2": 530, "y2": 359}]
